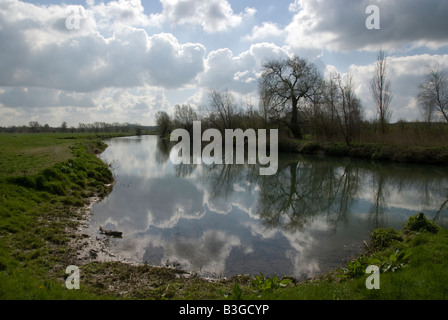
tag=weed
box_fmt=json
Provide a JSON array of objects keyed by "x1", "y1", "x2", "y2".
[
  {"x1": 339, "y1": 255, "x2": 382, "y2": 279},
  {"x1": 231, "y1": 283, "x2": 243, "y2": 300},
  {"x1": 382, "y1": 249, "x2": 411, "y2": 273},
  {"x1": 252, "y1": 273, "x2": 292, "y2": 295}
]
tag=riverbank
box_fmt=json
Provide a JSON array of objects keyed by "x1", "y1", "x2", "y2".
[
  {"x1": 279, "y1": 138, "x2": 448, "y2": 166},
  {"x1": 0, "y1": 132, "x2": 447, "y2": 300},
  {"x1": 0, "y1": 132, "x2": 127, "y2": 298}
]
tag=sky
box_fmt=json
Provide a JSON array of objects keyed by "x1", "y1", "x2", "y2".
[{"x1": 1, "y1": 0, "x2": 448, "y2": 127}]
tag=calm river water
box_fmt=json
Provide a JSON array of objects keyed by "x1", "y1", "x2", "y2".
[{"x1": 86, "y1": 135, "x2": 448, "y2": 280}]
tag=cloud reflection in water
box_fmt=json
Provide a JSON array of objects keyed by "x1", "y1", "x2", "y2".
[{"x1": 87, "y1": 135, "x2": 448, "y2": 279}]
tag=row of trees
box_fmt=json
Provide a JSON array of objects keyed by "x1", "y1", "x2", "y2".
[
  {"x1": 77, "y1": 122, "x2": 144, "y2": 133},
  {"x1": 0, "y1": 121, "x2": 147, "y2": 134},
  {"x1": 258, "y1": 50, "x2": 448, "y2": 143},
  {"x1": 155, "y1": 53, "x2": 372, "y2": 145},
  {"x1": 0, "y1": 121, "x2": 71, "y2": 133},
  {"x1": 157, "y1": 51, "x2": 447, "y2": 146},
  {"x1": 156, "y1": 91, "x2": 266, "y2": 141},
  {"x1": 259, "y1": 58, "x2": 366, "y2": 145}
]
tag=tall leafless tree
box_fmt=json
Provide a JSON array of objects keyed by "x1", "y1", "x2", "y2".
[
  {"x1": 259, "y1": 56, "x2": 322, "y2": 139},
  {"x1": 173, "y1": 104, "x2": 198, "y2": 135},
  {"x1": 312, "y1": 75, "x2": 339, "y2": 141},
  {"x1": 336, "y1": 74, "x2": 364, "y2": 146},
  {"x1": 155, "y1": 111, "x2": 172, "y2": 137},
  {"x1": 417, "y1": 67, "x2": 448, "y2": 123},
  {"x1": 202, "y1": 89, "x2": 240, "y2": 131},
  {"x1": 258, "y1": 88, "x2": 273, "y2": 127},
  {"x1": 370, "y1": 50, "x2": 393, "y2": 133}
]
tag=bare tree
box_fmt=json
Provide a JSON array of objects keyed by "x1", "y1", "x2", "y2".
[
  {"x1": 155, "y1": 111, "x2": 172, "y2": 137},
  {"x1": 336, "y1": 74, "x2": 364, "y2": 146},
  {"x1": 417, "y1": 67, "x2": 448, "y2": 123},
  {"x1": 202, "y1": 89, "x2": 240, "y2": 131},
  {"x1": 420, "y1": 98, "x2": 434, "y2": 125},
  {"x1": 173, "y1": 104, "x2": 198, "y2": 135},
  {"x1": 258, "y1": 88, "x2": 272, "y2": 127},
  {"x1": 370, "y1": 50, "x2": 393, "y2": 133},
  {"x1": 317, "y1": 75, "x2": 340, "y2": 141},
  {"x1": 259, "y1": 56, "x2": 322, "y2": 139},
  {"x1": 241, "y1": 97, "x2": 263, "y2": 130}
]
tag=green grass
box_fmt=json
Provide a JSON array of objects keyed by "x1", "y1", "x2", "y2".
[
  {"x1": 244, "y1": 214, "x2": 448, "y2": 300},
  {"x1": 0, "y1": 132, "x2": 129, "y2": 299},
  {"x1": 0, "y1": 132, "x2": 136, "y2": 177},
  {"x1": 0, "y1": 132, "x2": 447, "y2": 300}
]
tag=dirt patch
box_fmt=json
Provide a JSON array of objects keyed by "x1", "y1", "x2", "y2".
[
  {"x1": 67, "y1": 194, "x2": 128, "y2": 265},
  {"x1": 64, "y1": 193, "x2": 238, "y2": 299}
]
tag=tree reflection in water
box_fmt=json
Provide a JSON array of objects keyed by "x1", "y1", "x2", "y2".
[
  {"x1": 153, "y1": 137, "x2": 448, "y2": 233},
  {"x1": 89, "y1": 136, "x2": 448, "y2": 278}
]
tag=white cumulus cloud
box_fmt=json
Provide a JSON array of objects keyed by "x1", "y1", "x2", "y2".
[
  {"x1": 151, "y1": 0, "x2": 255, "y2": 33},
  {"x1": 0, "y1": 1, "x2": 206, "y2": 92},
  {"x1": 285, "y1": 0, "x2": 448, "y2": 52}
]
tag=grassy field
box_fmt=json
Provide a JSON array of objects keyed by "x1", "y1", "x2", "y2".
[
  {"x1": 0, "y1": 133, "x2": 124, "y2": 299},
  {"x1": 0, "y1": 132, "x2": 447, "y2": 300}
]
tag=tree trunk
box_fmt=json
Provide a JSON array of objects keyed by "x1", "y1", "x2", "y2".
[{"x1": 290, "y1": 96, "x2": 302, "y2": 139}]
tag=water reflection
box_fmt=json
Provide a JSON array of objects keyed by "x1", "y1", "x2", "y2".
[{"x1": 86, "y1": 135, "x2": 448, "y2": 279}]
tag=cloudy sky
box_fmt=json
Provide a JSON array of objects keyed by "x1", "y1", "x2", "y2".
[{"x1": 1, "y1": 0, "x2": 448, "y2": 127}]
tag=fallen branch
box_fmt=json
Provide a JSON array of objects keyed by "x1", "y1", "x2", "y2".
[{"x1": 99, "y1": 226, "x2": 123, "y2": 238}]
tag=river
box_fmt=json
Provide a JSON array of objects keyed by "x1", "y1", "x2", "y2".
[{"x1": 84, "y1": 135, "x2": 448, "y2": 280}]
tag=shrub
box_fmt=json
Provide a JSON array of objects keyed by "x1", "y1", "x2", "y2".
[
  {"x1": 278, "y1": 137, "x2": 300, "y2": 153},
  {"x1": 403, "y1": 212, "x2": 441, "y2": 234}
]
